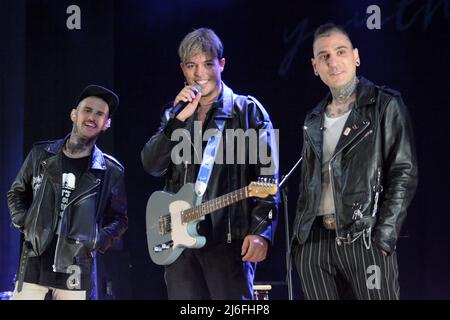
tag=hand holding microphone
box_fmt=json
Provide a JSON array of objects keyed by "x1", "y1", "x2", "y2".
[{"x1": 170, "y1": 83, "x2": 202, "y2": 122}]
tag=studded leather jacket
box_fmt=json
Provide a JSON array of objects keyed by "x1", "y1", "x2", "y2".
[{"x1": 293, "y1": 77, "x2": 418, "y2": 253}]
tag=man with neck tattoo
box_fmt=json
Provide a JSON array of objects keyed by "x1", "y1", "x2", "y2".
[
  {"x1": 8, "y1": 85, "x2": 128, "y2": 300},
  {"x1": 292, "y1": 23, "x2": 418, "y2": 299}
]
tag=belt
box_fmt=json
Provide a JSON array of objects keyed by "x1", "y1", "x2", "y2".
[
  {"x1": 16, "y1": 241, "x2": 30, "y2": 292},
  {"x1": 313, "y1": 214, "x2": 336, "y2": 230}
]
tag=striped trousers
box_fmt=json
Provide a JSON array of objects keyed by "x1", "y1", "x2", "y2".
[{"x1": 293, "y1": 218, "x2": 400, "y2": 300}]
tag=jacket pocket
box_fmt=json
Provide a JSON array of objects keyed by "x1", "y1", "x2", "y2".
[{"x1": 66, "y1": 192, "x2": 97, "y2": 251}]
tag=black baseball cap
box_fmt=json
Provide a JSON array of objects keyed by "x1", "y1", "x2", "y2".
[{"x1": 76, "y1": 85, "x2": 119, "y2": 117}]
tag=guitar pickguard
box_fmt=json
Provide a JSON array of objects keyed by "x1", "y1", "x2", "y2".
[{"x1": 146, "y1": 183, "x2": 206, "y2": 265}]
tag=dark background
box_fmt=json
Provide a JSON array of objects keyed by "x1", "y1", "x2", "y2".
[{"x1": 1, "y1": 0, "x2": 449, "y2": 299}]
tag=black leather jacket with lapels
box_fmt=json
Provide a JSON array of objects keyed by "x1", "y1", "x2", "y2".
[
  {"x1": 292, "y1": 77, "x2": 418, "y2": 253},
  {"x1": 7, "y1": 136, "x2": 128, "y2": 275},
  {"x1": 141, "y1": 82, "x2": 279, "y2": 244}
]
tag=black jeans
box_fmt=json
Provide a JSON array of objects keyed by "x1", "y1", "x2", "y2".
[{"x1": 165, "y1": 241, "x2": 256, "y2": 300}]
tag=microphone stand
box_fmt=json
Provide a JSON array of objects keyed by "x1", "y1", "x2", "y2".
[{"x1": 278, "y1": 156, "x2": 302, "y2": 300}]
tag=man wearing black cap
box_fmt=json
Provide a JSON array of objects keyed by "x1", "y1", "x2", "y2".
[{"x1": 7, "y1": 85, "x2": 128, "y2": 300}]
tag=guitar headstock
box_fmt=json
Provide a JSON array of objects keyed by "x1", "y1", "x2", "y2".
[{"x1": 248, "y1": 178, "x2": 278, "y2": 198}]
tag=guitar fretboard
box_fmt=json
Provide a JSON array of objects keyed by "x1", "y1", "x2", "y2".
[{"x1": 181, "y1": 187, "x2": 248, "y2": 223}]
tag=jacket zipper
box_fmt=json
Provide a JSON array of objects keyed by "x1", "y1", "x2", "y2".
[
  {"x1": 31, "y1": 174, "x2": 48, "y2": 254},
  {"x1": 303, "y1": 125, "x2": 324, "y2": 231},
  {"x1": 53, "y1": 181, "x2": 100, "y2": 272},
  {"x1": 328, "y1": 160, "x2": 344, "y2": 244},
  {"x1": 371, "y1": 168, "x2": 382, "y2": 217},
  {"x1": 344, "y1": 129, "x2": 373, "y2": 156},
  {"x1": 327, "y1": 122, "x2": 370, "y2": 242},
  {"x1": 71, "y1": 192, "x2": 100, "y2": 252}
]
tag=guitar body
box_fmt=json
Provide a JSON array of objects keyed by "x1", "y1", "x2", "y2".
[
  {"x1": 146, "y1": 183, "x2": 206, "y2": 265},
  {"x1": 146, "y1": 179, "x2": 277, "y2": 266}
]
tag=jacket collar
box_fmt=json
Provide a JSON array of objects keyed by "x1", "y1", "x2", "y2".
[
  {"x1": 304, "y1": 76, "x2": 376, "y2": 160},
  {"x1": 46, "y1": 134, "x2": 106, "y2": 170},
  {"x1": 211, "y1": 82, "x2": 234, "y2": 119},
  {"x1": 199, "y1": 82, "x2": 234, "y2": 132},
  {"x1": 355, "y1": 77, "x2": 377, "y2": 107}
]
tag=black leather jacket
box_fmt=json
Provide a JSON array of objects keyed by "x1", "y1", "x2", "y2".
[
  {"x1": 293, "y1": 77, "x2": 418, "y2": 253},
  {"x1": 7, "y1": 136, "x2": 128, "y2": 275},
  {"x1": 141, "y1": 83, "x2": 278, "y2": 243}
]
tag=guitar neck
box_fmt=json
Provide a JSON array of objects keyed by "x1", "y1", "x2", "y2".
[{"x1": 181, "y1": 187, "x2": 248, "y2": 223}]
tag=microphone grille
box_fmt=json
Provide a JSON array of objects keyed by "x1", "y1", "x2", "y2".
[{"x1": 193, "y1": 83, "x2": 202, "y2": 94}]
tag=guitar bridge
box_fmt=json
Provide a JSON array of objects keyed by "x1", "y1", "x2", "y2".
[
  {"x1": 158, "y1": 214, "x2": 171, "y2": 235},
  {"x1": 153, "y1": 240, "x2": 173, "y2": 252}
]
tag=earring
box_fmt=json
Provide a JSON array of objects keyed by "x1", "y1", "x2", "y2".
[
  {"x1": 314, "y1": 71, "x2": 319, "y2": 76},
  {"x1": 356, "y1": 60, "x2": 360, "y2": 66}
]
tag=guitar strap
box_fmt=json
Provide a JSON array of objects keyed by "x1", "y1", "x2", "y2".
[{"x1": 194, "y1": 118, "x2": 226, "y2": 206}]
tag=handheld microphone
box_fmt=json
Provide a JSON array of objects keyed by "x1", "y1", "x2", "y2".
[{"x1": 169, "y1": 83, "x2": 202, "y2": 118}]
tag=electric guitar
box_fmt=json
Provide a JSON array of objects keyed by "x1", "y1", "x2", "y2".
[{"x1": 146, "y1": 179, "x2": 277, "y2": 265}]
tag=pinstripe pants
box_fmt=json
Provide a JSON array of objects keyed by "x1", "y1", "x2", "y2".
[{"x1": 293, "y1": 219, "x2": 400, "y2": 300}]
